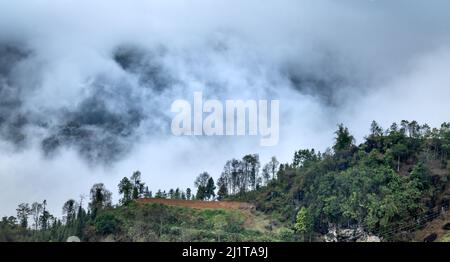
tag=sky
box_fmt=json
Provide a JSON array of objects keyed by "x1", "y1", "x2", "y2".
[{"x1": 1, "y1": 0, "x2": 450, "y2": 218}]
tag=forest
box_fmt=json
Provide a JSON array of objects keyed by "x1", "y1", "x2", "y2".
[{"x1": 1, "y1": 120, "x2": 450, "y2": 242}]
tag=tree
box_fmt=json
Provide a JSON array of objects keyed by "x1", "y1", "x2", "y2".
[
  {"x1": 293, "y1": 149, "x2": 318, "y2": 168},
  {"x1": 333, "y1": 124, "x2": 354, "y2": 152},
  {"x1": 219, "y1": 162, "x2": 231, "y2": 195},
  {"x1": 410, "y1": 163, "x2": 429, "y2": 190},
  {"x1": 217, "y1": 175, "x2": 228, "y2": 200},
  {"x1": 264, "y1": 157, "x2": 279, "y2": 180},
  {"x1": 294, "y1": 207, "x2": 313, "y2": 241},
  {"x1": 370, "y1": 120, "x2": 383, "y2": 137},
  {"x1": 143, "y1": 186, "x2": 152, "y2": 198},
  {"x1": 221, "y1": 161, "x2": 232, "y2": 194},
  {"x1": 16, "y1": 203, "x2": 31, "y2": 229},
  {"x1": 262, "y1": 165, "x2": 271, "y2": 185},
  {"x1": 118, "y1": 177, "x2": 133, "y2": 205},
  {"x1": 130, "y1": 171, "x2": 145, "y2": 199},
  {"x1": 195, "y1": 172, "x2": 210, "y2": 189},
  {"x1": 39, "y1": 209, "x2": 52, "y2": 231},
  {"x1": 94, "y1": 213, "x2": 120, "y2": 235},
  {"x1": 30, "y1": 202, "x2": 43, "y2": 230},
  {"x1": 39, "y1": 200, "x2": 51, "y2": 231},
  {"x1": 62, "y1": 199, "x2": 77, "y2": 225},
  {"x1": 89, "y1": 183, "x2": 112, "y2": 218},
  {"x1": 75, "y1": 198, "x2": 87, "y2": 238},
  {"x1": 186, "y1": 188, "x2": 192, "y2": 200},
  {"x1": 230, "y1": 159, "x2": 243, "y2": 194},
  {"x1": 408, "y1": 120, "x2": 420, "y2": 138},
  {"x1": 174, "y1": 188, "x2": 181, "y2": 199},
  {"x1": 155, "y1": 189, "x2": 164, "y2": 198},
  {"x1": 391, "y1": 143, "x2": 408, "y2": 172},
  {"x1": 1, "y1": 216, "x2": 18, "y2": 230},
  {"x1": 195, "y1": 172, "x2": 211, "y2": 200},
  {"x1": 242, "y1": 154, "x2": 260, "y2": 191},
  {"x1": 205, "y1": 177, "x2": 216, "y2": 200},
  {"x1": 400, "y1": 120, "x2": 409, "y2": 136}
]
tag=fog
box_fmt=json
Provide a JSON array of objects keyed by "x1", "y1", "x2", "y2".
[{"x1": 1, "y1": 0, "x2": 450, "y2": 217}]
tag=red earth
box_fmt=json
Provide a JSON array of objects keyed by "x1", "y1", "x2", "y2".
[{"x1": 136, "y1": 198, "x2": 255, "y2": 210}]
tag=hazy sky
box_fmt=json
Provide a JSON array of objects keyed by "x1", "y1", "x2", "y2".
[{"x1": 1, "y1": 0, "x2": 450, "y2": 218}]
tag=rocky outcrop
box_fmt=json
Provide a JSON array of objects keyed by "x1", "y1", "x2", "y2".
[
  {"x1": 324, "y1": 224, "x2": 381, "y2": 242},
  {"x1": 66, "y1": 236, "x2": 81, "y2": 242},
  {"x1": 442, "y1": 222, "x2": 450, "y2": 230},
  {"x1": 423, "y1": 233, "x2": 437, "y2": 242}
]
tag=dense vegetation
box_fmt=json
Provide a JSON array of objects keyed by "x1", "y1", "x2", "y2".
[
  {"x1": 242, "y1": 121, "x2": 450, "y2": 240},
  {"x1": 1, "y1": 120, "x2": 450, "y2": 242}
]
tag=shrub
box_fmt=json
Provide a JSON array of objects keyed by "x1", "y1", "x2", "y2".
[{"x1": 94, "y1": 213, "x2": 121, "y2": 235}]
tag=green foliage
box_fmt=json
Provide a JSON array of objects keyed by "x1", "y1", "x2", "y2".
[
  {"x1": 333, "y1": 124, "x2": 355, "y2": 152},
  {"x1": 217, "y1": 178, "x2": 228, "y2": 200},
  {"x1": 118, "y1": 177, "x2": 133, "y2": 205},
  {"x1": 249, "y1": 121, "x2": 449, "y2": 239},
  {"x1": 195, "y1": 172, "x2": 216, "y2": 200},
  {"x1": 94, "y1": 213, "x2": 121, "y2": 235},
  {"x1": 294, "y1": 207, "x2": 313, "y2": 236},
  {"x1": 89, "y1": 183, "x2": 112, "y2": 218},
  {"x1": 62, "y1": 199, "x2": 77, "y2": 225},
  {"x1": 278, "y1": 228, "x2": 296, "y2": 242},
  {"x1": 206, "y1": 177, "x2": 216, "y2": 200},
  {"x1": 130, "y1": 171, "x2": 146, "y2": 199},
  {"x1": 16, "y1": 203, "x2": 31, "y2": 229},
  {"x1": 293, "y1": 149, "x2": 319, "y2": 168}
]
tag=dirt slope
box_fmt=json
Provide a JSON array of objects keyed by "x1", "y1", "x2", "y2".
[{"x1": 136, "y1": 198, "x2": 255, "y2": 210}]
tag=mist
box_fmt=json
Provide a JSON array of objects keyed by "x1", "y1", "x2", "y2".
[{"x1": 1, "y1": 0, "x2": 450, "y2": 217}]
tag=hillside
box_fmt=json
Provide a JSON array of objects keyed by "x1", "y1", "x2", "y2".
[
  {"x1": 1, "y1": 120, "x2": 450, "y2": 242},
  {"x1": 230, "y1": 121, "x2": 450, "y2": 241},
  {"x1": 80, "y1": 201, "x2": 291, "y2": 242}
]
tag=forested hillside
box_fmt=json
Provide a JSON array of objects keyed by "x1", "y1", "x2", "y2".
[
  {"x1": 240, "y1": 121, "x2": 450, "y2": 241},
  {"x1": 1, "y1": 120, "x2": 450, "y2": 242}
]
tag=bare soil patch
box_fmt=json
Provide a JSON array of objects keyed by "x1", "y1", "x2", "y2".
[{"x1": 136, "y1": 198, "x2": 255, "y2": 210}]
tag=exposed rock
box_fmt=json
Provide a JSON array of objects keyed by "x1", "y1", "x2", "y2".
[
  {"x1": 66, "y1": 236, "x2": 81, "y2": 242},
  {"x1": 443, "y1": 223, "x2": 450, "y2": 230},
  {"x1": 324, "y1": 224, "x2": 381, "y2": 242},
  {"x1": 357, "y1": 235, "x2": 381, "y2": 242},
  {"x1": 423, "y1": 233, "x2": 437, "y2": 242},
  {"x1": 324, "y1": 225, "x2": 337, "y2": 242}
]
